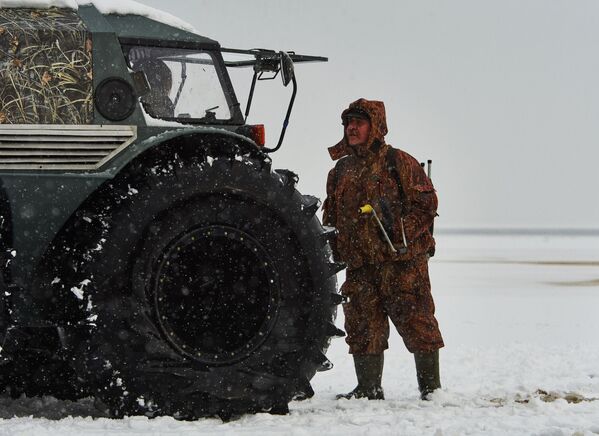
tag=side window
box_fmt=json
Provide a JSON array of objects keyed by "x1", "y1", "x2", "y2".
[
  {"x1": 126, "y1": 46, "x2": 231, "y2": 122},
  {"x1": 133, "y1": 58, "x2": 175, "y2": 119}
]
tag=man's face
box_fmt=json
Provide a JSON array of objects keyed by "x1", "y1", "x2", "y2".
[{"x1": 345, "y1": 116, "x2": 371, "y2": 148}]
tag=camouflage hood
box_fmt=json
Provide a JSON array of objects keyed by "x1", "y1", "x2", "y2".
[{"x1": 328, "y1": 98, "x2": 388, "y2": 160}]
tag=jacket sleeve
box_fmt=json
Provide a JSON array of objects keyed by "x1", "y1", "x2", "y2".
[
  {"x1": 393, "y1": 152, "x2": 438, "y2": 243},
  {"x1": 322, "y1": 166, "x2": 339, "y2": 259}
]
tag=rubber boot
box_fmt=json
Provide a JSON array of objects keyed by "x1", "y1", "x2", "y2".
[
  {"x1": 336, "y1": 354, "x2": 384, "y2": 400},
  {"x1": 414, "y1": 349, "x2": 441, "y2": 400}
]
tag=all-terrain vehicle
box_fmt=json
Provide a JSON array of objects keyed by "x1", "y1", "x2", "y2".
[{"x1": 0, "y1": 2, "x2": 344, "y2": 419}]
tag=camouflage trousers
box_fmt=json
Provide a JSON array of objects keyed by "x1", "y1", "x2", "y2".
[{"x1": 341, "y1": 257, "x2": 444, "y2": 354}]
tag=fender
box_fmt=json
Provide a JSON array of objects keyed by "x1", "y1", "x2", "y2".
[{"x1": 100, "y1": 125, "x2": 262, "y2": 177}]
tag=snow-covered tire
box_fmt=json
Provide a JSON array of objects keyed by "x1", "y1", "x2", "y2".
[{"x1": 49, "y1": 148, "x2": 342, "y2": 418}]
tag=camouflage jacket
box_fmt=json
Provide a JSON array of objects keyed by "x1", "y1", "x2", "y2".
[{"x1": 322, "y1": 98, "x2": 437, "y2": 269}]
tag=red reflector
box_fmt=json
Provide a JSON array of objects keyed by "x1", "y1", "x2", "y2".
[{"x1": 250, "y1": 124, "x2": 265, "y2": 147}]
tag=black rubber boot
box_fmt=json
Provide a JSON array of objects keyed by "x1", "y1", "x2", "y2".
[
  {"x1": 414, "y1": 349, "x2": 441, "y2": 400},
  {"x1": 336, "y1": 354, "x2": 384, "y2": 400}
]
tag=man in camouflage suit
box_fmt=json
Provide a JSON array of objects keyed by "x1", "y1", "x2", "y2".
[{"x1": 323, "y1": 98, "x2": 444, "y2": 400}]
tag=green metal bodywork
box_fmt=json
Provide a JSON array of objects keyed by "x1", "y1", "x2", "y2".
[{"x1": 0, "y1": 5, "x2": 249, "y2": 309}]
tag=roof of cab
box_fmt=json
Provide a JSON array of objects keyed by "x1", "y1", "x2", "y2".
[{"x1": 78, "y1": 4, "x2": 219, "y2": 49}]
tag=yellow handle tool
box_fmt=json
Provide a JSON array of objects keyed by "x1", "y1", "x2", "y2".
[
  {"x1": 359, "y1": 203, "x2": 397, "y2": 253},
  {"x1": 359, "y1": 204, "x2": 374, "y2": 214}
]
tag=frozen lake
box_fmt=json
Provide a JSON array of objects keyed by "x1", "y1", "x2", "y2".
[{"x1": 1, "y1": 234, "x2": 598, "y2": 435}]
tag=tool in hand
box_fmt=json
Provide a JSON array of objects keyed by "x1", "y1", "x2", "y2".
[{"x1": 359, "y1": 204, "x2": 408, "y2": 254}]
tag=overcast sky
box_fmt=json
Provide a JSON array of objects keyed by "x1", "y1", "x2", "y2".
[{"x1": 140, "y1": 0, "x2": 599, "y2": 230}]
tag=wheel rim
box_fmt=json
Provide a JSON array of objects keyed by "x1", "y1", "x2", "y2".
[{"x1": 153, "y1": 225, "x2": 279, "y2": 364}]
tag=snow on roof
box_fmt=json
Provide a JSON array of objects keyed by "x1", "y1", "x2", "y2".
[
  {"x1": 79, "y1": 0, "x2": 196, "y2": 33},
  {"x1": 0, "y1": 0, "x2": 197, "y2": 33},
  {"x1": 0, "y1": 0, "x2": 78, "y2": 7}
]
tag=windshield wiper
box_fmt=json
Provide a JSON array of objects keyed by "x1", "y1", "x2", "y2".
[{"x1": 173, "y1": 62, "x2": 187, "y2": 108}]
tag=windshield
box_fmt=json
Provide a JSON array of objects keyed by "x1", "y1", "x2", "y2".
[{"x1": 124, "y1": 45, "x2": 236, "y2": 123}]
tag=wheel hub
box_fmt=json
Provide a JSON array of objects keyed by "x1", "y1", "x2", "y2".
[{"x1": 153, "y1": 225, "x2": 279, "y2": 364}]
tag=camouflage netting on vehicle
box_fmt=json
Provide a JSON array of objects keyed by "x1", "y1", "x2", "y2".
[{"x1": 0, "y1": 8, "x2": 92, "y2": 124}]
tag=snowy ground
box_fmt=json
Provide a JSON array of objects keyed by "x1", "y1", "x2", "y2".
[{"x1": 0, "y1": 234, "x2": 598, "y2": 435}]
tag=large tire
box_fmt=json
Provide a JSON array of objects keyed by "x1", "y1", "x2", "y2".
[
  {"x1": 0, "y1": 328, "x2": 84, "y2": 400},
  {"x1": 46, "y1": 147, "x2": 342, "y2": 418}
]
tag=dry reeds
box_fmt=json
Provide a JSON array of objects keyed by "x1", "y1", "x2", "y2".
[{"x1": 0, "y1": 8, "x2": 92, "y2": 124}]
